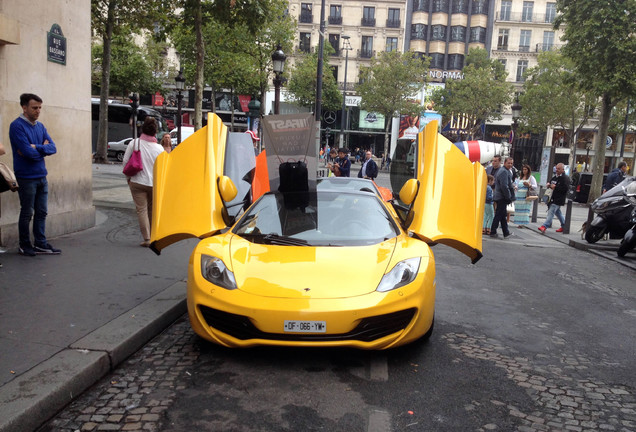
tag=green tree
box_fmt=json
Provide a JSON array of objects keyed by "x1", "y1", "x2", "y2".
[
  {"x1": 356, "y1": 50, "x2": 430, "y2": 157},
  {"x1": 520, "y1": 50, "x2": 595, "y2": 169},
  {"x1": 555, "y1": 0, "x2": 636, "y2": 202},
  {"x1": 287, "y1": 44, "x2": 341, "y2": 113},
  {"x1": 430, "y1": 48, "x2": 512, "y2": 139},
  {"x1": 92, "y1": 0, "x2": 174, "y2": 163},
  {"x1": 171, "y1": 0, "x2": 290, "y2": 129}
]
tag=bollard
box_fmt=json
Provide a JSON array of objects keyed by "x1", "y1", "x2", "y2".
[
  {"x1": 563, "y1": 200, "x2": 573, "y2": 234},
  {"x1": 531, "y1": 197, "x2": 539, "y2": 222}
]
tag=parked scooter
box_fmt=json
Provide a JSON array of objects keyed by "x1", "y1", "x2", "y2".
[
  {"x1": 585, "y1": 177, "x2": 636, "y2": 244},
  {"x1": 617, "y1": 181, "x2": 636, "y2": 257}
]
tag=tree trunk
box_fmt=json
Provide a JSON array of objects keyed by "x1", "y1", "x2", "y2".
[
  {"x1": 95, "y1": 2, "x2": 115, "y2": 164},
  {"x1": 194, "y1": 0, "x2": 204, "y2": 130},
  {"x1": 383, "y1": 117, "x2": 391, "y2": 160},
  {"x1": 588, "y1": 93, "x2": 614, "y2": 203}
]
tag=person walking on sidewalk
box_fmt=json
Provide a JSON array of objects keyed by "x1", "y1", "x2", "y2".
[
  {"x1": 0, "y1": 138, "x2": 5, "y2": 266},
  {"x1": 358, "y1": 151, "x2": 378, "y2": 180},
  {"x1": 538, "y1": 163, "x2": 569, "y2": 234},
  {"x1": 9, "y1": 93, "x2": 60, "y2": 256},
  {"x1": 490, "y1": 157, "x2": 516, "y2": 239},
  {"x1": 603, "y1": 161, "x2": 627, "y2": 193},
  {"x1": 123, "y1": 117, "x2": 164, "y2": 247}
]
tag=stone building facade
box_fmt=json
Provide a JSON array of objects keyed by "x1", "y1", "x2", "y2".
[{"x1": 0, "y1": 1, "x2": 94, "y2": 248}]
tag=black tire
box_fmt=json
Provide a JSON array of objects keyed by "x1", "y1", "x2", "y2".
[
  {"x1": 585, "y1": 225, "x2": 606, "y2": 244},
  {"x1": 117, "y1": 152, "x2": 125, "y2": 162},
  {"x1": 617, "y1": 238, "x2": 636, "y2": 257},
  {"x1": 421, "y1": 316, "x2": 434, "y2": 342}
]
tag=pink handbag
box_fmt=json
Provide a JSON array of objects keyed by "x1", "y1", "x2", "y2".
[{"x1": 122, "y1": 139, "x2": 143, "y2": 177}]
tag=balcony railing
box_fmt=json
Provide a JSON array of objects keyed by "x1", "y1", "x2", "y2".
[
  {"x1": 299, "y1": 12, "x2": 313, "y2": 23},
  {"x1": 359, "y1": 49, "x2": 374, "y2": 58},
  {"x1": 496, "y1": 11, "x2": 556, "y2": 24},
  {"x1": 519, "y1": 45, "x2": 530, "y2": 52},
  {"x1": 535, "y1": 43, "x2": 562, "y2": 52},
  {"x1": 361, "y1": 17, "x2": 376, "y2": 27},
  {"x1": 386, "y1": 19, "x2": 400, "y2": 28},
  {"x1": 328, "y1": 16, "x2": 342, "y2": 25},
  {"x1": 496, "y1": 44, "x2": 508, "y2": 51}
]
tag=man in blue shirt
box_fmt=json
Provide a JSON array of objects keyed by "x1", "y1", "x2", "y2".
[{"x1": 9, "y1": 93, "x2": 60, "y2": 256}]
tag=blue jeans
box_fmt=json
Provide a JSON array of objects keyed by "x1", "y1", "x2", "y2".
[
  {"x1": 542, "y1": 203, "x2": 565, "y2": 228},
  {"x1": 17, "y1": 177, "x2": 49, "y2": 248}
]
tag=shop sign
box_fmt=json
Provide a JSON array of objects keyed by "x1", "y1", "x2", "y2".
[{"x1": 47, "y1": 24, "x2": 66, "y2": 65}]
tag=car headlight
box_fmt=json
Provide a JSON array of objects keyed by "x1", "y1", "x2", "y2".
[
  {"x1": 376, "y1": 257, "x2": 421, "y2": 292},
  {"x1": 201, "y1": 255, "x2": 237, "y2": 290}
]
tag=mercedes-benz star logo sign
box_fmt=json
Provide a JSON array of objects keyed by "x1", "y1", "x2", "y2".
[{"x1": 323, "y1": 111, "x2": 336, "y2": 124}]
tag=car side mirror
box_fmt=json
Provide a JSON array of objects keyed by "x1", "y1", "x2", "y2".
[
  {"x1": 218, "y1": 176, "x2": 238, "y2": 203},
  {"x1": 399, "y1": 179, "x2": 419, "y2": 205}
]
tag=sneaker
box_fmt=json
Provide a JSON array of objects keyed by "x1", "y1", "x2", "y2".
[
  {"x1": 504, "y1": 232, "x2": 515, "y2": 239},
  {"x1": 19, "y1": 246, "x2": 37, "y2": 256},
  {"x1": 34, "y1": 243, "x2": 62, "y2": 255},
  {"x1": 538, "y1": 226, "x2": 546, "y2": 234},
  {"x1": 489, "y1": 233, "x2": 499, "y2": 239},
  {"x1": 556, "y1": 227, "x2": 564, "y2": 233}
]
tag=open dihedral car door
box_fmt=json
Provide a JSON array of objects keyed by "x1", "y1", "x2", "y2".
[
  {"x1": 408, "y1": 121, "x2": 486, "y2": 264},
  {"x1": 150, "y1": 113, "x2": 232, "y2": 254}
]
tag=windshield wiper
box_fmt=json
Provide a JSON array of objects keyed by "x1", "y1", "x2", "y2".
[{"x1": 238, "y1": 232, "x2": 309, "y2": 246}]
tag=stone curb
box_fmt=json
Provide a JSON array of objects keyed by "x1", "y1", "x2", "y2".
[{"x1": 0, "y1": 281, "x2": 187, "y2": 432}]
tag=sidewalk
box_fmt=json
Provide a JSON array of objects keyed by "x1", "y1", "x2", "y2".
[
  {"x1": 0, "y1": 163, "x2": 195, "y2": 432},
  {"x1": 0, "y1": 165, "x2": 634, "y2": 432}
]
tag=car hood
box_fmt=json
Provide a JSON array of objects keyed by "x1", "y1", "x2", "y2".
[{"x1": 228, "y1": 235, "x2": 398, "y2": 299}]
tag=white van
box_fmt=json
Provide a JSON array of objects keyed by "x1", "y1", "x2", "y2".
[{"x1": 170, "y1": 126, "x2": 195, "y2": 147}]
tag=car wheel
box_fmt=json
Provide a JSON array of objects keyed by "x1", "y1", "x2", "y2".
[
  {"x1": 585, "y1": 225, "x2": 606, "y2": 244},
  {"x1": 117, "y1": 152, "x2": 124, "y2": 162},
  {"x1": 421, "y1": 316, "x2": 434, "y2": 342}
]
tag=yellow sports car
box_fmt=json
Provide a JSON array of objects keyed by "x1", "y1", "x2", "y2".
[{"x1": 150, "y1": 114, "x2": 485, "y2": 349}]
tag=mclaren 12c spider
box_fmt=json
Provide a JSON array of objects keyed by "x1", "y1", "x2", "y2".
[{"x1": 150, "y1": 114, "x2": 486, "y2": 349}]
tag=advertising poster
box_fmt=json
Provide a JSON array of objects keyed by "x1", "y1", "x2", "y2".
[
  {"x1": 359, "y1": 111, "x2": 385, "y2": 130},
  {"x1": 539, "y1": 147, "x2": 551, "y2": 185},
  {"x1": 399, "y1": 115, "x2": 420, "y2": 140},
  {"x1": 261, "y1": 113, "x2": 317, "y2": 192}
]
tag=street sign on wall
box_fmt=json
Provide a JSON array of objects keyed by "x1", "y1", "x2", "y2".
[{"x1": 47, "y1": 24, "x2": 66, "y2": 65}]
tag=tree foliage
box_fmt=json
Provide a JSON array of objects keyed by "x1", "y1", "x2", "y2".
[
  {"x1": 430, "y1": 48, "x2": 512, "y2": 139},
  {"x1": 286, "y1": 44, "x2": 341, "y2": 113},
  {"x1": 520, "y1": 50, "x2": 595, "y2": 169},
  {"x1": 91, "y1": 0, "x2": 175, "y2": 163},
  {"x1": 555, "y1": 0, "x2": 636, "y2": 202},
  {"x1": 356, "y1": 50, "x2": 430, "y2": 157}
]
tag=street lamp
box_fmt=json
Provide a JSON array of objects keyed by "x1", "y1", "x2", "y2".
[
  {"x1": 175, "y1": 68, "x2": 186, "y2": 145},
  {"x1": 271, "y1": 45, "x2": 286, "y2": 115},
  {"x1": 510, "y1": 95, "x2": 522, "y2": 158},
  {"x1": 339, "y1": 35, "x2": 352, "y2": 146}
]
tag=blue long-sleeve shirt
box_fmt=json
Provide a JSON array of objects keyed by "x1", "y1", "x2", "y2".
[{"x1": 9, "y1": 115, "x2": 57, "y2": 178}]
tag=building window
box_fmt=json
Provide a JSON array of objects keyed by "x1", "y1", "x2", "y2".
[
  {"x1": 411, "y1": 24, "x2": 428, "y2": 40},
  {"x1": 542, "y1": 31, "x2": 554, "y2": 51},
  {"x1": 413, "y1": 0, "x2": 429, "y2": 12},
  {"x1": 387, "y1": 8, "x2": 400, "y2": 28},
  {"x1": 545, "y1": 2, "x2": 556, "y2": 23},
  {"x1": 386, "y1": 37, "x2": 399, "y2": 52},
  {"x1": 329, "y1": 5, "x2": 342, "y2": 25},
  {"x1": 497, "y1": 29, "x2": 509, "y2": 50},
  {"x1": 432, "y1": 25, "x2": 447, "y2": 41},
  {"x1": 450, "y1": 26, "x2": 466, "y2": 42},
  {"x1": 448, "y1": 54, "x2": 464, "y2": 70},
  {"x1": 522, "y1": 1, "x2": 534, "y2": 22},
  {"x1": 432, "y1": 0, "x2": 449, "y2": 13},
  {"x1": 329, "y1": 34, "x2": 340, "y2": 55},
  {"x1": 430, "y1": 53, "x2": 445, "y2": 69},
  {"x1": 519, "y1": 30, "x2": 531, "y2": 51},
  {"x1": 516, "y1": 59, "x2": 528, "y2": 82},
  {"x1": 499, "y1": 59, "x2": 507, "y2": 69},
  {"x1": 299, "y1": 32, "x2": 311, "y2": 53},
  {"x1": 362, "y1": 7, "x2": 376, "y2": 26},
  {"x1": 500, "y1": 0, "x2": 511, "y2": 20},
  {"x1": 469, "y1": 27, "x2": 486, "y2": 43},
  {"x1": 472, "y1": 0, "x2": 488, "y2": 15},
  {"x1": 300, "y1": 3, "x2": 313, "y2": 23},
  {"x1": 331, "y1": 65, "x2": 338, "y2": 82},
  {"x1": 453, "y1": 0, "x2": 468, "y2": 13},
  {"x1": 361, "y1": 36, "x2": 373, "y2": 58}
]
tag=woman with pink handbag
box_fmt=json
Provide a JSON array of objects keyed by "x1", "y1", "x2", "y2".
[{"x1": 122, "y1": 117, "x2": 165, "y2": 247}]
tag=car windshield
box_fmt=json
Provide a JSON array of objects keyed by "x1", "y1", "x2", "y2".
[
  {"x1": 233, "y1": 191, "x2": 400, "y2": 246},
  {"x1": 316, "y1": 177, "x2": 379, "y2": 196}
]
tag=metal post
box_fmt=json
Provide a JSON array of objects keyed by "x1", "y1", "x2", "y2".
[
  {"x1": 274, "y1": 75, "x2": 282, "y2": 115},
  {"x1": 563, "y1": 200, "x2": 573, "y2": 234},
  {"x1": 531, "y1": 190, "x2": 540, "y2": 222},
  {"x1": 339, "y1": 36, "x2": 351, "y2": 146},
  {"x1": 619, "y1": 98, "x2": 630, "y2": 165},
  {"x1": 177, "y1": 91, "x2": 183, "y2": 145},
  {"x1": 314, "y1": 0, "x2": 326, "y2": 123}
]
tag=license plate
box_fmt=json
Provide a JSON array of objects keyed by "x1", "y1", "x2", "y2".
[{"x1": 283, "y1": 320, "x2": 327, "y2": 333}]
